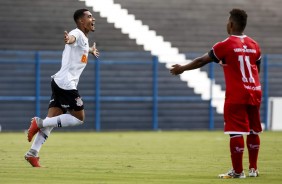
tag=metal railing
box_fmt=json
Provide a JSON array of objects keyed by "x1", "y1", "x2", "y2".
[{"x1": 0, "y1": 50, "x2": 281, "y2": 131}]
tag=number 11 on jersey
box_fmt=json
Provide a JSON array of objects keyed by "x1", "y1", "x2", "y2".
[{"x1": 238, "y1": 55, "x2": 255, "y2": 83}]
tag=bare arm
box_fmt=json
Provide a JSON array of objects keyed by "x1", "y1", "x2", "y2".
[
  {"x1": 64, "y1": 31, "x2": 76, "y2": 44},
  {"x1": 170, "y1": 53, "x2": 213, "y2": 75}
]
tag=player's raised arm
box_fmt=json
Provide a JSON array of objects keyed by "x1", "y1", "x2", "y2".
[
  {"x1": 89, "y1": 42, "x2": 99, "y2": 58},
  {"x1": 64, "y1": 31, "x2": 76, "y2": 44},
  {"x1": 170, "y1": 53, "x2": 212, "y2": 75}
]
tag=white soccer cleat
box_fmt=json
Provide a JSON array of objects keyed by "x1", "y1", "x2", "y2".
[
  {"x1": 249, "y1": 168, "x2": 259, "y2": 177},
  {"x1": 219, "y1": 169, "x2": 246, "y2": 179}
]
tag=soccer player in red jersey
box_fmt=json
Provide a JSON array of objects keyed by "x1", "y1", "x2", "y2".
[{"x1": 170, "y1": 9, "x2": 262, "y2": 179}]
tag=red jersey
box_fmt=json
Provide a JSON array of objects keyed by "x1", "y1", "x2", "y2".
[{"x1": 210, "y1": 35, "x2": 262, "y2": 105}]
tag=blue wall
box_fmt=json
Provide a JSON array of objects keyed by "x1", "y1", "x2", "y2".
[{"x1": 0, "y1": 51, "x2": 281, "y2": 131}]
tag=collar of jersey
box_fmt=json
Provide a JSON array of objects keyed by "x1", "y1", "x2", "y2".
[{"x1": 230, "y1": 35, "x2": 247, "y2": 38}]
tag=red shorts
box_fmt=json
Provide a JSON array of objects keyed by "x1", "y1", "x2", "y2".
[{"x1": 224, "y1": 103, "x2": 262, "y2": 135}]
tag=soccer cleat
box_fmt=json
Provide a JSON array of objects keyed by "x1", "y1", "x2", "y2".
[
  {"x1": 249, "y1": 168, "x2": 259, "y2": 177},
  {"x1": 219, "y1": 169, "x2": 246, "y2": 179},
  {"x1": 27, "y1": 117, "x2": 41, "y2": 142},
  {"x1": 24, "y1": 155, "x2": 41, "y2": 167}
]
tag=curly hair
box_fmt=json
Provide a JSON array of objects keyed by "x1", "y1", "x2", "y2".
[
  {"x1": 73, "y1": 9, "x2": 89, "y2": 23},
  {"x1": 229, "y1": 9, "x2": 248, "y2": 32}
]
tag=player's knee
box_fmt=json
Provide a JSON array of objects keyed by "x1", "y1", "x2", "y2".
[
  {"x1": 77, "y1": 116, "x2": 84, "y2": 122},
  {"x1": 74, "y1": 116, "x2": 84, "y2": 124},
  {"x1": 78, "y1": 119, "x2": 84, "y2": 125},
  {"x1": 70, "y1": 110, "x2": 85, "y2": 122},
  {"x1": 68, "y1": 113, "x2": 84, "y2": 124}
]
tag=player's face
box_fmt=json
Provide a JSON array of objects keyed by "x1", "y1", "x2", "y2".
[{"x1": 81, "y1": 11, "x2": 95, "y2": 32}]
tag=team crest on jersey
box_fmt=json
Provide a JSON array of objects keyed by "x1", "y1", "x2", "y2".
[{"x1": 76, "y1": 97, "x2": 83, "y2": 107}]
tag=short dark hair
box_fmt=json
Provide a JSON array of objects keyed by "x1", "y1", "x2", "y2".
[
  {"x1": 229, "y1": 9, "x2": 248, "y2": 32},
  {"x1": 73, "y1": 9, "x2": 89, "y2": 23}
]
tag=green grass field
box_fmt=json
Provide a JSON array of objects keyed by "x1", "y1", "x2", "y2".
[{"x1": 1, "y1": 131, "x2": 282, "y2": 184}]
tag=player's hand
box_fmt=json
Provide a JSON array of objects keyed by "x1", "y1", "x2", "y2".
[
  {"x1": 64, "y1": 31, "x2": 70, "y2": 44},
  {"x1": 170, "y1": 64, "x2": 184, "y2": 75},
  {"x1": 219, "y1": 60, "x2": 227, "y2": 67},
  {"x1": 90, "y1": 42, "x2": 99, "y2": 58}
]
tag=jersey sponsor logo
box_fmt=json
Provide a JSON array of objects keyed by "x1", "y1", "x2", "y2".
[
  {"x1": 76, "y1": 97, "x2": 83, "y2": 107},
  {"x1": 234, "y1": 45, "x2": 256, "y2": 53},
  {"x1": 81, "y1": 54, "x2": 88, "y2": 63},
  {"x1": 61, "y1": 104, "x2": 70, "y2": 108},
  {"x1": 243, "y1": 85, "x2": 261, "y2": 91}
]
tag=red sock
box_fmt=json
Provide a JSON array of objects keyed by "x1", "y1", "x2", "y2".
[
  {"x1": 247, "y1": 134, "x2": 260, "y2": 170},
  {"x1": 230, "y1": 135, "x2": 244, "y2": 174}
]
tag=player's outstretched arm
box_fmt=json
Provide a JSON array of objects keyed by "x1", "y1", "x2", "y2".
[
  {"x1": 89, "y1": 42, "x2": 99, "y2": 58},
  {"x1": 64, "y1": 31, "x2": 76, "y2": 44},
  {"x1": 170, "y1": 53, "x2": 212, "y2": 75}
]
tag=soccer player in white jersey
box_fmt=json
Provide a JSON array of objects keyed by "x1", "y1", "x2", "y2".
[{"x1": 24, "y1": 9, "x2": 99, "y2": 167}]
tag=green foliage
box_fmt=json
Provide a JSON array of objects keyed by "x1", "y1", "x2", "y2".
[{"x1": 0, "y1": 131, "x2": 281, "y2": 184}]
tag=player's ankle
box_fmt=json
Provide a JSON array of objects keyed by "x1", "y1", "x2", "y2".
[{"x1": 26, "y1": 149, "x2": 38, "y2": 157}]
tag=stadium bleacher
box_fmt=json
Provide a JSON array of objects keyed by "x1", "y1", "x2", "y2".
[
  {"x1": 1, "y1": 0, "x2": 281, "y2": 53},
  {"x1": 0, "y1": 0, "x2": 281, "y2": 131}
]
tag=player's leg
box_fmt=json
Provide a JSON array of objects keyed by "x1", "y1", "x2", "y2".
[
  {"x1": 25, "y1": 80, "x2": 65, "y2": 167},
  {"x1": 69, "y1": 109, "x2": 85, "y2": 121},
  {"x1": 41, "y1": 110, "x2": 84, "y2": 127},
  {"x1": 219, "y1": 103, "x2": 248, "y2": 179},
  {"x1": 219, "y1": 134, "x2": 245, "y2": 179},
  {"x1": 30, "y1": 82, "x2": 85, "y2": 130},
  {"x1": 25, "y1": 126, "x2": 54, "y2": 167},
  {"x1": 28, "y1": 107, "x2": 63, "y2": 154},
  {"x1": 25, "y1": 110, "x2": 83, "y2": 167},
  {"x1": 25, "y1": 110, "x2": 84, "y2": 167},
  {"x1": 229, "y1": 134, "x2": 245, "y2": 175},
  {"x1": 247, "y1": 132, "x2": 260, "y2": 177},
  {"x1": 28, "y1": 109, "x2": 84, "y2": 130},
  {"x1": 25, "y1": 107, "x2": 63, "y2": 167},
  {"x1": 25, "y1": 80, "x2": 85, "y2": 167},
  {"x1": 246, "y1": 105, "x2": 262, "y2": 177}
]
